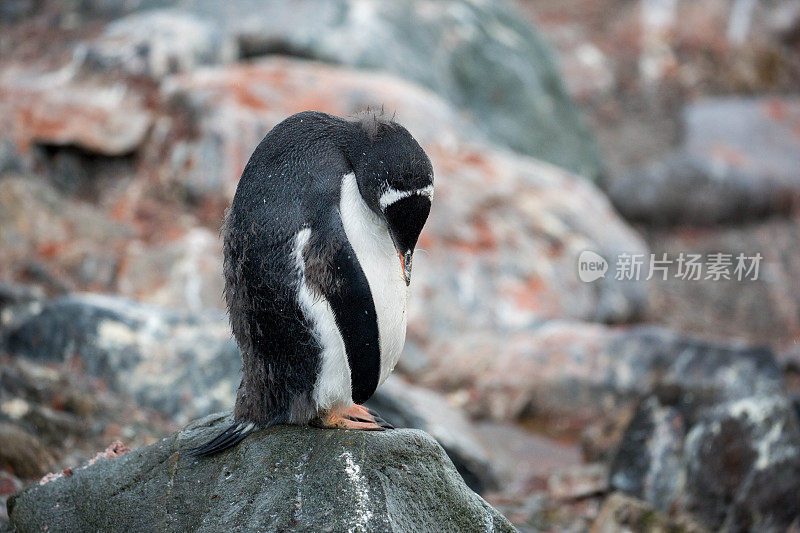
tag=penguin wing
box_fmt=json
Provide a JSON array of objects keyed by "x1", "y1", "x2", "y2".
[{"x1": 303, "y1": 212, "x2": 382, "y2": 404}]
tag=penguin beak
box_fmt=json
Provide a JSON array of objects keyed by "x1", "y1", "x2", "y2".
[{"x1": 398, "y1": 250, "x2": 413, "y2": 286}]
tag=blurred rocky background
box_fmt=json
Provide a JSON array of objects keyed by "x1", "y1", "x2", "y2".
[{"x1": 1, "y1": 0, "x2": 799, "y2": 531}]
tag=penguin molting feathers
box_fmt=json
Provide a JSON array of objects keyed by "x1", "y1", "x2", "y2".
[{"x1": 190, "y1": 110, "x2": 433, "y2": 457}]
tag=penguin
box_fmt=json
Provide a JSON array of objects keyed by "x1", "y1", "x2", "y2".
[{"x1": 191, "y1": 110, "x2": 433, "y2": 456}]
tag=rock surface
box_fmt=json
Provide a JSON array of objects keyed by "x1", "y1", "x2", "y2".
[
  {"x1": 1, "y1": 294, "x2": 239, "y2": 424},
  {"x1": 7, "y1": 413, "x2": 516, "y2": 532},
  {"x1": 610, "y1": 394, "x2": 800, "y2": 531},
  {"x1": 0, "y1": 66, "x2": 152, "y2": 157},
  {"x1": 77, "y1": 9, "x2": 237, "y2": 78},
  {"x1": 591, "y1": 493, "x2": 708, "y2": 533},
  {"x1": 642, "y1": 214, "x2": 800, "y2": 348},
  {"x1": 412, "y1": 321, "x2": 783, "y2": 429},
  {"x1": 607, "y1": 97, "x2": 800, "y2": 226},
  {"x1": 167, "y1": 0, "x2": 603, "y2": 178},
  {"x1": 157, "y1": 57, "x2": 483, "y2": 202}
]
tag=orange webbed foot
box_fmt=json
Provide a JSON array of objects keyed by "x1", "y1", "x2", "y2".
[{"x1": 312, "y1": 404, "x2": 394, "y2": 431}]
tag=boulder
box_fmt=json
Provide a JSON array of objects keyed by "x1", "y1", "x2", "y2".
[
  {"x1": 7, "y1": 414, "x2": 516, "y2": 532},
  {"x1": 0, "y1": 66, "x2": 152, "y2": 157},
  {"x1": 1, "y1": 294, "x2": 239, "y2": 424},
  {"x1": 608, "y1": 397, "x2": 685, "y2": 512},
  {"x1": 683, "y1": 395, "x2": 800, "y2": 531},
  {"x1": 76, "y1": 9, "x2": 237, "y2": 78},
  {"x1": 410, "y1": 144, "x2": 647, "y2": 328},
  {"x1": 643, "y1": 214, "x2": 800, "y2": 348},
  {"x1": 7, "y1": 295, "x2": 783, "y2": 441},
  {"x1": 166, "y1": 0, "x2": 603, "y2": 178},
  {"x1": 0, "y1": 54, "x2": 644, "y2": 324},
  {"x1": 157, "y1": 57, "x2": 482, "y2": 202},
  {"x1": 607, "y1": 97, "x2": 800, "y2": 226},
  {"x1": 413, "y1": 321, "x2": 782, "y2": 428},
  {"x1": 610, "y1": 394, "x2": 800, "y2": 532},
  {"x1": 367, "y1": 376, "x2": 498, "y2": 493}
]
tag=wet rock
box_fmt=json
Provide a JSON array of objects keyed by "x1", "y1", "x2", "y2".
[
  {"x1": 608, "y1": 97, "x2": 800, "y2": 226},
  {"x1": 367, "y1": 376, "x2": 498, "y2": 493},
  {"x1": 7, "y1": 414, "x2": 516, "y2": 532},
  {"x1": 76, "y1": 9, "x2": 236, "y2": 78},
  {"x1": 591, "y1": 493, "x2": 709, "y2": 533},
  {"x1": 173, "y1": 0, "x2": 602, "y2": 178}
]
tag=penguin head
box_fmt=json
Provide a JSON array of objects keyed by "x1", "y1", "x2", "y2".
[{"x1": 350, "y1": 114, "x2": 433, "y2": 286}]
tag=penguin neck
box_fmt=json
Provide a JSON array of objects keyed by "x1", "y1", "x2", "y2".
[{"x1": 339, "y1": 173, "x2": 409, "y2": 386}]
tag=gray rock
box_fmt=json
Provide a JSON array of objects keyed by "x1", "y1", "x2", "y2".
[
  {"x1": 7, "y1": 413, "x2": 516, "y2": 532},
  {"x1": 368, "y1": 376, "x2": 498, "y2": 493},
  {"x1": 0, "y1": 140, "x2": 21, "y2": 174},
  {"x1": 1, "y1": 294, "x2": 240, "y2": 424},
  {"x1": 608, "y1": 97, "x2": 800, "y2": 225},
  {"x1": 163, "y1": 0, "x2": 602, "y2": 178},
  {"x1": 684, "y1": 395, "x2": 800, "y2": 532},
  {"x1": 642, "y1": 212, "x2": 800, "y2": 348},
  {"x1": 609, "y1": 394, "x2": 800, "y2": 531},
  {"x1": 417, "y1": 321, "x2": 783, "y2": 426},
  {"x1": 609, "y1": 397, "x2": 686, "y2": 512},
  {"x1": 76, "y1": 9, "x2": 237, "y2": 78}
]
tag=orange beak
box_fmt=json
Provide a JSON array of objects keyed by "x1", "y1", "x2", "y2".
[{"x1": 398, "y1": 250, "x2": 413, "y2": 286}]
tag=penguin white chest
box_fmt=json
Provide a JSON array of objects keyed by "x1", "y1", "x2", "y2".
[{"x1": 340, "y1": 173, "x2": 409, "y2": 387}]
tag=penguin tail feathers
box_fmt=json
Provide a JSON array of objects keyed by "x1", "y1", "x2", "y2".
[{"x1": 189, "y1": 421, "x2": 257, "y2": 458}]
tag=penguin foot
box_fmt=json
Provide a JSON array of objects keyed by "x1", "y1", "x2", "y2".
[
  {"x1": 314, "y1": 411, "x2": 384, "y2": 431},
  {"x1": 346, "y1": 404, "x2": 394, "y2": 430}
]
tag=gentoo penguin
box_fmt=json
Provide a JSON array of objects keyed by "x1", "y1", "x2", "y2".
[{"x1": 191, "y1": 110, "x2": 433, "y2": 456}]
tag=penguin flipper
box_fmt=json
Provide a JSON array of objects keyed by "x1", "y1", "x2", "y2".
[{"x1": 189, "y1": 422, "x2": 256, "y2": 457}]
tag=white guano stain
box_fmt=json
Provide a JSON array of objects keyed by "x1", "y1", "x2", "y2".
[{"x1": 341, "y1": 451, "x2": 372, "y2": 533}]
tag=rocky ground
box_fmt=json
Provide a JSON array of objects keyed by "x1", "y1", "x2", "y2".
[{"x1": 1, "y1": 0, "x2": 800, "y2": 531}]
